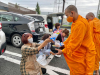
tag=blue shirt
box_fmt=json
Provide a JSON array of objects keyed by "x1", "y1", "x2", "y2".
[{"x1": 53, "y1": 28, "x2": 61, "y2": 32}]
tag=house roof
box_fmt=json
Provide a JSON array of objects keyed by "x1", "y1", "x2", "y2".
[{"x1": 0, "y1": 6, "x2": 9, "y2": 11}]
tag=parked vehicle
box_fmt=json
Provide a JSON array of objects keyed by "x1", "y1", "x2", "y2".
[
  {"x1": 0, "y1": 23, "x2": 6, "y2": 55},
  {"x1": 25, "y1": 14, "x2": 49, "y2": 33},
  {"x1": 0, "y1": 12, "x2": 45, "y2": 47}
]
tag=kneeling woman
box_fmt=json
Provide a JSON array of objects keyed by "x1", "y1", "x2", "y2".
[{"x1": 20, "y1": 33, "x2": 51, "y2": 75}]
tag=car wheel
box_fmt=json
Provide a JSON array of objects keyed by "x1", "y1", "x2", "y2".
[{"x1": 11, "y1": 34, "x2": 23, "y2": 48}]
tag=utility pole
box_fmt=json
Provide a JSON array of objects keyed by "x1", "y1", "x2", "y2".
[
  {"x1": 57, "y1": 0, "x2": 62, "y2": 12},
  {"x1": 61, "y1": 0, "x2": 65, "y2": 25},
  {"x1": 58, "y1": 0, "x2": 60, "y2": 12},
  {"x1": 97, "y1": 0, "x2": 100, "y2": 18},
  {"x1": 53, "y1": 0, "x2": 57, "y2": 13},
  {"x1": 53, "y1": 0, "x2": 62, "y2": 13},
  {"x1": 75, "y1": 0, "x2": 76, "y2": 6},
  {"x1": 62, "y1": 0, "x2": 65, "y2": 12}
]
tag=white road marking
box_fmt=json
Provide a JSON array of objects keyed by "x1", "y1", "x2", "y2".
[
  {"x1": 46, "y1": 65, "x2": 70, "y2": 75},
  {"x1": 46, "y1": 54, "x2": 54, "y2": 64},
  {"x1": 0, "y1": 51, "x2": 70, "y2": 75},
  {"x1": 5, "y1": 50, "x2": 54, "y2": 66},
  {"x1": 0, "y1": 55, "x2": 20, "y2": 65},
  {"x1": 47, "y1": 69, "x2": 59, "y2": 75},
  {"x1": 5, "y1": 50, "x2": 22, "y2": 57},
  {"x1": 2, "y1": 50, "x2": 100, "y2": 73}
]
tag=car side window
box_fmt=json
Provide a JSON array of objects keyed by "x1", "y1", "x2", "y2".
[
  {"x1": 32, "y1": 16, "x2": 44, "y2": 21},
  {"x1": 0, "y1": 14, "x2": 13, "y2": 21},
  {"x1": 14, "y1": 16, "x2": 20, "y2": 21}
]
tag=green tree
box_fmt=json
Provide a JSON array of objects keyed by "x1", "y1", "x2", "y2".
[
  {"x1": 15, "y1": 3, "x2": 20, "y2": 9},
  {"x1": 98, "y1": 14, "x2": 100, "y2": 19},
  {"x1": 35, "y1": 2, "x2": 41, "y2": 14}
]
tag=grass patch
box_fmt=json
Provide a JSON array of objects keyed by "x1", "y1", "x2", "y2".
[
  {"x1": 62, "y1": 25, "x2": 71, "y2": 27},
  {"x1": 53, "y1": 24, "x2": 71, "y2": 27}
]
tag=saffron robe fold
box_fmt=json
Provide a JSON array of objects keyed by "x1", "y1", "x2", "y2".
[{"x1": 62, "y1": 15, "x2": 96, "y2": 75}]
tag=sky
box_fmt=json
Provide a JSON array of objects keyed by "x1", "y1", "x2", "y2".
[{"x1": 1, "y1": 0, "x2": 99, "y2": 17}]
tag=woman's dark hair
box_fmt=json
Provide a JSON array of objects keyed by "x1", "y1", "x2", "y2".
[
  {"x1": 21, "y1": 33, "x2": 33, "y2": 44},
  {"x1": 62, "y1": 29, "x2": 69, "y2": 36},
  {"x1": 42, "y1": 34, "x2": 51, "y2": 40},
  {"x1": 55, "y1": 23, "x2": 60, "y2": 29}
]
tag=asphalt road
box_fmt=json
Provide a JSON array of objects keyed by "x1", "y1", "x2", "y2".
[
  {"x1": 0, "y1": 42, "x2": 70, "y2": 75},
  {"x1": 0, "y1": 42, "x2": 100, "y2": 75},
  {"x1": 0, "y1": 27, "x2": 100, "y2": 75}
]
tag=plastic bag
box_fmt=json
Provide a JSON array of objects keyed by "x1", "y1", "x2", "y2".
[
  {"x1": 55, "y1": 40, "x2": 64, "y2": 47},
  {"x1": 50, "y1": 32, "x2": 60, "y2": 41},
  {"x1": 55, "y1": 40, "x2": 60, "y2": 47},
  {"x1": 37, "y1": 54, "x2": 47, "y2": 66},
  {"x1": 60, "y1": 42, "x2": 64, "y2": 46}
]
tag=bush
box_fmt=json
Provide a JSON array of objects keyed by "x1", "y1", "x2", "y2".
[{"x1": 98, "y1": 14, "x2": 100, "y2": 19}]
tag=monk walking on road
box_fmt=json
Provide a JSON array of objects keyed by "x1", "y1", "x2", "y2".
[
  {"x1": 86, "y1": 12, "x2": 100, "y2": 75},
  {"x1": 56, "y1": 5, "x2": 96, "y2": 75}
]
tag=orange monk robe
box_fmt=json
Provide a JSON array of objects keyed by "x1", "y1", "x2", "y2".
[
  {"x1": 89, "y1": 18, "x2": 100, "y2": 70},
  {"x1": 62, "y1": 15, "x2": 96, "y2": 75}
]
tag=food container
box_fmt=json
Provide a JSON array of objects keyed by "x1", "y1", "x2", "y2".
[{"x1": 51, "y1": 45, "x2": 60, "y2": 53}]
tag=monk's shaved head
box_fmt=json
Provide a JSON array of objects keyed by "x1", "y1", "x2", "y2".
[
  {"x1": 65, "y1": 5, "x2": 78, "y2": 13},
  {"x1": 86, "y1": 12, "x2": 95, "y2": 21},
  {"x1": 86, "y1": 12, "x2": 95, "y2": 17},
  {"x1": 65, "y1": 5, "x2": 79, "y2": 22}
]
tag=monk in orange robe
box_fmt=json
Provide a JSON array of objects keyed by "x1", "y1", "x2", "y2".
[
  {"x1": 56, "y1": 5, "x2": 96, "y2": 75},
  {"x1": 86, "y1": 12, "x2": 100, "y2": 75}
]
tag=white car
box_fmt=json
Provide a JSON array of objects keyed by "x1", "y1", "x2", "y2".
[
  {"x1": 0, "y1": 23, "x2": 6, "y2": 55},
  {"x1": 25, "y1": 14, "x2": 49, "y2": 33}
]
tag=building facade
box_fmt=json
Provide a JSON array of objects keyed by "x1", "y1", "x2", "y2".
[{"x1": 0, "y1": 1, "x2": 36, "y2": 14}]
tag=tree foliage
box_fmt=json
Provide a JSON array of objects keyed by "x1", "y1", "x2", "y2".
[
  {"x1": 15, "y1": 3, "x2": 19, "y2": 9},
  {"x1": 98, "y1": 14, "x2": 100, "y2": 19},
  {"x1": 35, "y1": 2, "x2": 41, "y2": 14}
]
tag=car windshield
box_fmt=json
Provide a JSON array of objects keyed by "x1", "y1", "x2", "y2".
[
  {"x1": 23, "y1": 15, "x2": 40, "y2": 21},
  {"x1": 31, "y1": 16, "x2": 44, "y2": 21}
]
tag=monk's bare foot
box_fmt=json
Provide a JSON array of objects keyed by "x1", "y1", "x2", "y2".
[{"x1": 94, "y1": 70, "x2": 99, "y2": 75}]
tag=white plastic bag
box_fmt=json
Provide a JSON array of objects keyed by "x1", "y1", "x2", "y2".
[
  {"x1": 55, "y1": 40, "x2": 64, "y2": 47},
  {"x1": 60, "y1": 42, "x2": 64, "y2": 46},
  {"x1": 55, "y1": 40, "x2": 60, "y2": 47},
  {"x1": 37, "y1": 54, "x2": 47, "y2": 66}
]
